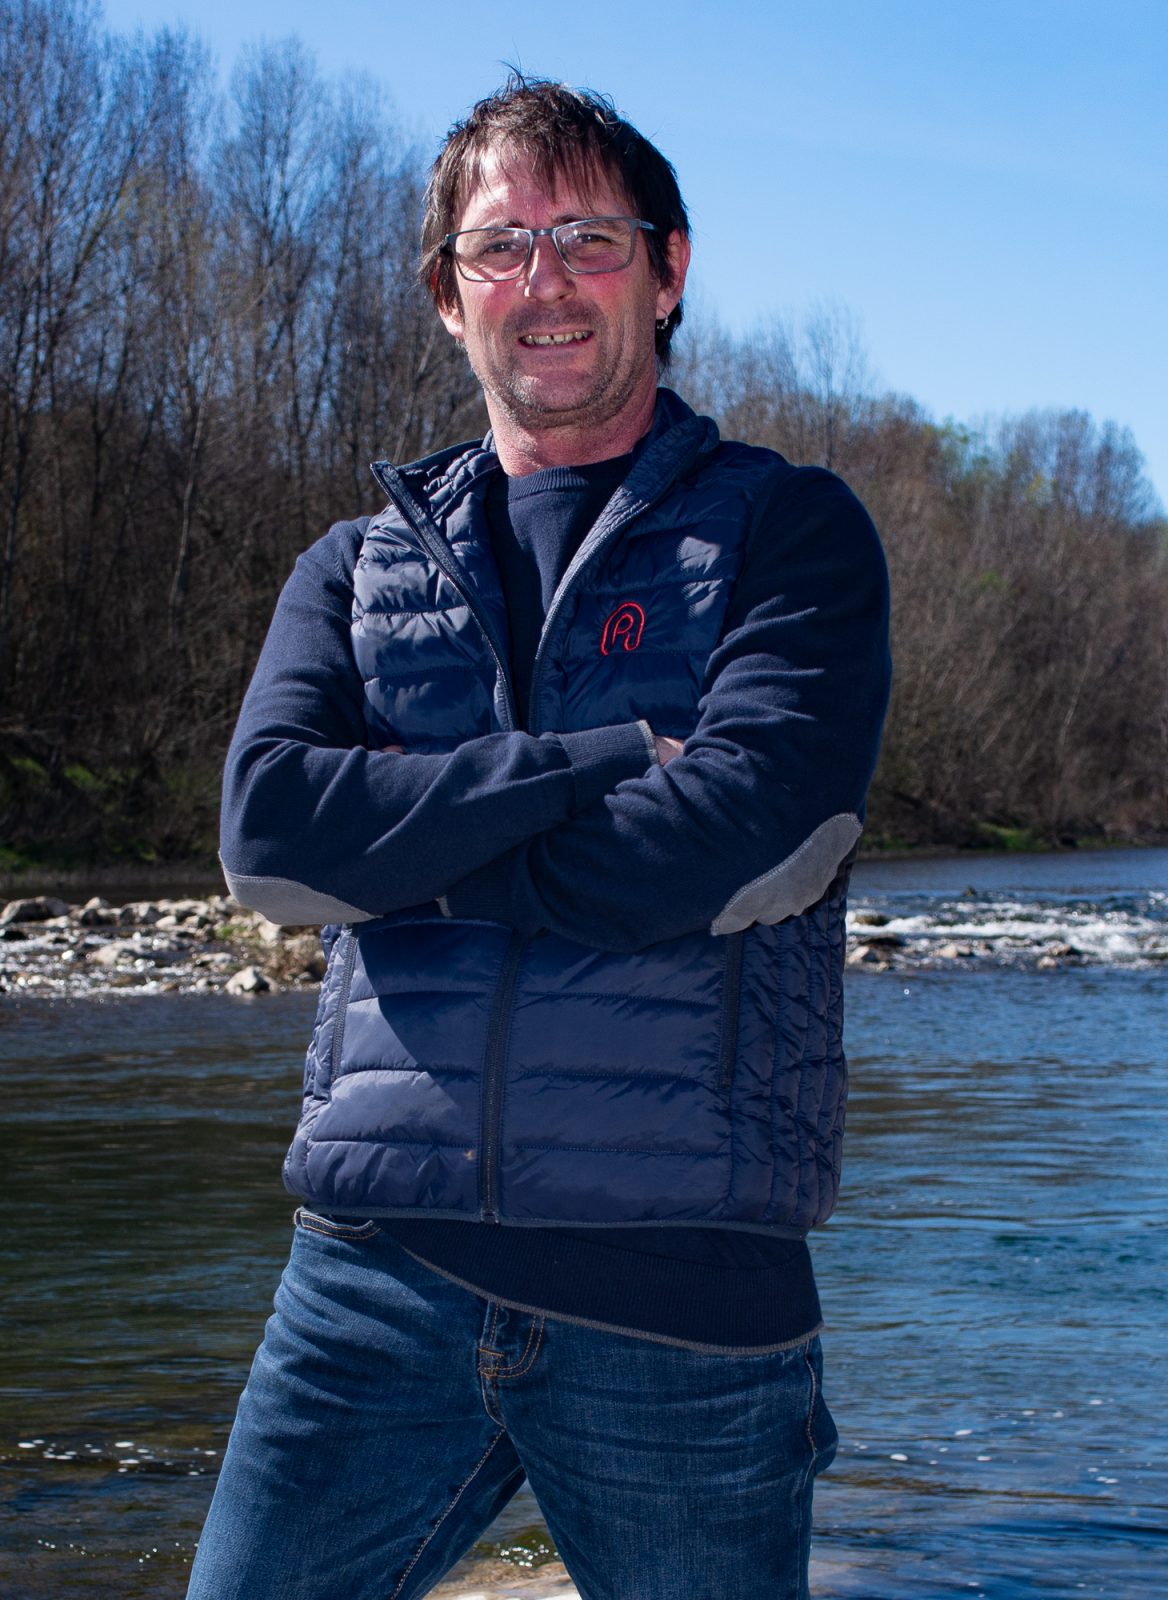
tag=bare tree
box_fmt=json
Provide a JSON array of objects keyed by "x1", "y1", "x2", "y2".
[
  {"x1": 673, "y1": 313, "x2": 1168, "y2": 849},
  {"x1": 1, "y1": 7, "x2": 1163, "y2": 864}
]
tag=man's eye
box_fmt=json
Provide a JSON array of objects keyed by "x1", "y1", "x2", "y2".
[
  {"x1": 566, "y1": 224, "x2": 620, "y2": 246},
  {"x1": 477, "y1": 234, "x2": 525, "y2": 258}
]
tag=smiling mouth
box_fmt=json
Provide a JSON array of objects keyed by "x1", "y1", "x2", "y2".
[{"x1": 518, "y1": 331, "x2": 592, "y2": 346}]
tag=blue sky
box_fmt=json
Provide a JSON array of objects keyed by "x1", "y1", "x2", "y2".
[{"x1": 103, "y1": 0, "x2": 1168, "y2": 508}]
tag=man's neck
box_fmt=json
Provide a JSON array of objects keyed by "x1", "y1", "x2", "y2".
[{"x1": 487, "y1": 386, "x2": 658, "y2": 477}]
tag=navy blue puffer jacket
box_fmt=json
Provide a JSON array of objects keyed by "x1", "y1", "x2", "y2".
[{"x1": 265, "y1": 393, "x2": 884, "y2": 1237}]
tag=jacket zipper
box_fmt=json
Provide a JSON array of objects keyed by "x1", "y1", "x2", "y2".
[
  {"x1": 479, "y1": 931, "x2": 525, "y2": 1222},
  {"x1": 370, "y1": 460, "x2": 518, "y2": 731},
  {"x1": 327, "y1": 930, "x2": 360, "y2": 1090},
  {"x1": 372, "y1": 460, "x2": 528, "y2": 1223},
  {"x1": 718, "y1": 931, "x2": 745, "y2": 1095},
  {"x1": 373, "y1": 431, "x2": 705, "y2": 1216}
]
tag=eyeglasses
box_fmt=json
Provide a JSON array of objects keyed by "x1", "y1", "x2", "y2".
[{"x1": 443, "y1": 216, "x2": 655, "y2": 282}]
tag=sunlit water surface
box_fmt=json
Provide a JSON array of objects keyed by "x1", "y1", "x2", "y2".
[{"x1": 1, "y1": 851, "x2": 1165, "y2": 1597}]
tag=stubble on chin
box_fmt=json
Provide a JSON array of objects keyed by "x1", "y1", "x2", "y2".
[{"x1": 477, "y1": 335, "x2": 650, "y2": 436}]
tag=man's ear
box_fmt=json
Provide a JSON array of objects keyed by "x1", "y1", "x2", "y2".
[
  {"x1": 435, "y1": 274, "x2": 465, "y2": 342},
  {"x1": 655, "y1": 229, "x2": 692, "y2": 321}
]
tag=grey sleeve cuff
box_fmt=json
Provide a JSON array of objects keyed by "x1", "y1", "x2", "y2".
[
  {"x1": 710, "y1": 814, "x2": 862, "y2": 934},
  {"x1": 221, "y1": 864, "x2": 376, "y2": 927}
]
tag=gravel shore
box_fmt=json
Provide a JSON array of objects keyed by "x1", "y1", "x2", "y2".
[
  {"x1": 431, "y1": 1561, "x2": 579, "y2": 1599},
  {"x1": 0, "y1": 891, "x2": 327, "y2": 999},
  {"x1": 5, "y1": 878, "x2": 1153, "y2": 1002}
]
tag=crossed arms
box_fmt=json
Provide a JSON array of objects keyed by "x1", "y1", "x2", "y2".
[{"x1": 220, "y1": 468, "x2": 890, "y2": 953}]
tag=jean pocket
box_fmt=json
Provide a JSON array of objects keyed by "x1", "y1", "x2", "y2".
[
  {"x1": 804, "y1": 1337, "x2": 839, "y2": 1475},
  {"x1": 293, "y1": 1207, "x2": 382, "y2": 1243}
]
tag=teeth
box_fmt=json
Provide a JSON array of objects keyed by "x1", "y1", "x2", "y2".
[{"x1": 519, "y1": 331, "x2": 590, "y2": 346}]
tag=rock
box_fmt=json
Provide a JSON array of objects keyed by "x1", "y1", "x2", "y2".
[
  {"x1": 937, "y1": 942, "x2": 976, "y2": 959},
  {"x1": 262, "y1": 933, "x2": 326, "y2": 983},
  {"x1": 226, "y1": 964, "x2": 272, "y2": 995},
  {"x1": 851, "y1": 910, "x2": 890, "y2": 927},
  {"x1": 1, "y1": 896, "x2": 70, "y2": 925},
  {"x1": 117, "y1": 901, "x2": 162, "y2": 927},
  {"x1": 89, "y1": 940, "x2": 141, "y2": 967},
  {"x1": 847, "y1": 944, "x2": 887, "y2": 966},
  {"x1": 1045, "y1": 942, "x2": 1080, "y2": 959},
  {"x1": 78, "y1": 900, "x2": 118, "y2": 926},
  {"x1": 157, "y1": 898, "x2": 212, "y2": 921},
  {"x1": 1037, "y1": 955, "x2": 1060, "y2": 970},
  {"x1": 88, "y1": 938, "x2": 186, "y2": 968},
  {"x1": 257, "y1": 919, "x2": 285, "y2": 945},
  {"x1": 430, "y1": 1559, "x2": 581, "y2": 1598}
]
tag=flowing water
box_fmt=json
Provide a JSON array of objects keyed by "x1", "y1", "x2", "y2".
[{"x1": 1, "y1": 850, "x2": 1165, "y2": 1597}]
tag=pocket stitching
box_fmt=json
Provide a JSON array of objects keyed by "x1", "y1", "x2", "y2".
[{"x1": 294, "y1": 1207, "x2": 381, "y2": 1242}]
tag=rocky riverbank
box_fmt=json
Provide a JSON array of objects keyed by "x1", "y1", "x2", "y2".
[
  {"x1": 423, "y1": 1550, "x2": 857, "y2": 1597},
  {"x1": 403, "y1": 1549, "x2": 862, "y2": 1598},
  {"x1": 2, "y1": 868, "x2": 1164, "y2": 1000},
  {"x1": 0, "y1": 892, "x2": 324, "y2": 999},
  {"x1": 430, "y1": 1561, "x2": 579, "y2": 1599}
]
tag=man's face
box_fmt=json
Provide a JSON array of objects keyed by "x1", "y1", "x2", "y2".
[{"x1": 438, "y1": 146, "x2": 688, "y2": 461}]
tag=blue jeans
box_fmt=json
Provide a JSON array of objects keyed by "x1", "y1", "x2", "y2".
[{"x1": 186, "y1": 1211, "x2": 837, "y2": 1600}]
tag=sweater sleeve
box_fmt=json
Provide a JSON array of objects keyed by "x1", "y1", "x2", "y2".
[
  {"x1": 219, "y1": 519, "x2": 654, "y2": 924},
  {"x1": 442, "y1": 469, "x2": 892, "y2": 953}
]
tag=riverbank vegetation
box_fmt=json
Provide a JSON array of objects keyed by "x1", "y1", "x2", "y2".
[{"x1": 2, "y1": 0, "x2": 1165, "y2": 873}]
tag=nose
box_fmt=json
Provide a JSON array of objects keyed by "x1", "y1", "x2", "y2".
[{"x1": 522, "y1": 235, "x2": 574, "y2": 302}]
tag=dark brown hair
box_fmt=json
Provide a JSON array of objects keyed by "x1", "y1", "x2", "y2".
[{"x1": 420, "y1": 75, "x2": 689, "y2": 365}]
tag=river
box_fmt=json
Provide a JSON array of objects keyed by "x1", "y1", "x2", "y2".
[{"x1": 1, "y1": 849, "x2": 1165, "y2": 1597}]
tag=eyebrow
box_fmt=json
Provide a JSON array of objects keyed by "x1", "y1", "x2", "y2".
[{"x1": 464, "y1": 209, "x2": 610, "y2": 230}]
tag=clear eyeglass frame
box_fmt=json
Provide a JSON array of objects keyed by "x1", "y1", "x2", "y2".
[{"x1": 442, "y1": 216, "x2": 656, "y2": 282}]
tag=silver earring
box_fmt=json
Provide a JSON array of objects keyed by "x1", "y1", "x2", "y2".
[{"x1": 655, "y1": 315, "x2": 669, "y2": 333}]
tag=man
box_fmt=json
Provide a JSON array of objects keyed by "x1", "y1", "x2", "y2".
[{"x1": 192, "y1": 77, "x2": 890, "y2": 1600}]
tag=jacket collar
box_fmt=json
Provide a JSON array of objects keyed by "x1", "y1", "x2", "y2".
[
  {"x1": 477, "y1": 386, "x2": 719, "y2": 485},
  {"x1": 371, "y1": 388, "x2": 720, "y2": 513}
]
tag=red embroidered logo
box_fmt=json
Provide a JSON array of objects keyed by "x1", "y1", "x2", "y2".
[{"x1": 599, "y1": 601, "x2": 645, "y2": 656}]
